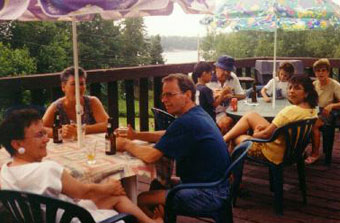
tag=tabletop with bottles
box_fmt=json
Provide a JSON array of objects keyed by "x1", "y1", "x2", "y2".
[{"x1": 0, "y1": 134, "x2": 156, "y2": 184}]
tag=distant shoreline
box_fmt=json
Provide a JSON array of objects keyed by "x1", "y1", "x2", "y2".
[
  {"x1": 163, "y1": 48, "x2": 197, "y2": 53},
  {"x1": 162, "y1": 50, "x2": 199, "y2": 64}
]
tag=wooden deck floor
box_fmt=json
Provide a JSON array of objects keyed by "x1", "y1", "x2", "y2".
[
  {"x1": 231, "y1": 131, "x2": 340, "y2": 223},
  {"x1": 165, "y1": 131, "x2": 340, "y2": 223}
]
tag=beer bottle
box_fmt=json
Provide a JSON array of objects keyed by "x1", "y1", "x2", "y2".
[
  {"x1": 251, "y1": 83, "x2": 257, "y2": 103},
  {"x1": 105, "y1": 118, "x2": 116, "y2": 155},
  {"x1": 53, "y1": 111, "x2": 63, "y2": 143}
]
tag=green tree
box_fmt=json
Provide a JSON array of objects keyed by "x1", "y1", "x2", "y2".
[
  {"x1": 201, "y1": 27, "x2": 340, "y2": 60},
  {"x1": 200, "y1": 29, "x2": 218, "y2": 60},
  {"x1": 120, "y1": 18, "x2": 150, "y2": 66},
  {"x1": 2, "y1": 21, "x2": 72, "y2": 73},
  {"x1": 0, "y1": 42, "x2": 37, "y2": 117},
  {"x1": 77, "y1": 16, "x2": 123, "y2": 69},
  {"x1": 149, "y1": 35, "x2": 164, "y2": 64},
  {"x1": 0, "y1": 42, "x2": 36, "y2": 77}
]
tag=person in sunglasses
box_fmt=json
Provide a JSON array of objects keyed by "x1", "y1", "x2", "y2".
[{"x1": 305, "y1": 58, "x2": 340, "y2": 165}]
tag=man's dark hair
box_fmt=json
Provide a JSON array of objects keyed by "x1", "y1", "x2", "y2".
[
  {"x1": 0, "y1": 109, "x2": 41, "y2": 156},
  {"x1": 279, "y1": 62, "x2": 295, "y2": 77},
  {"x1": 162, "y1": 73, "x2": 196, "y2": 102},
  {"x1": 192, "y1": 62, "x2": 212, "y2": 83},
  {"x1": 60, "y1": 66, "x2": 87, "y2": 83},
  {"x1": 289, "y1": 74, "x2": 318, "y2": 108}
]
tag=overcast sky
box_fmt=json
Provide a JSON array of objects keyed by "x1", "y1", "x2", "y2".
[{"x1": 144, "y1": 4, "x2": 207, "y2": 37}]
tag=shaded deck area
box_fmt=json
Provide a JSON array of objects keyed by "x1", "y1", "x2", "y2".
[{"x1": 174, "y1": 131, "x2": 340, "y2": 223}]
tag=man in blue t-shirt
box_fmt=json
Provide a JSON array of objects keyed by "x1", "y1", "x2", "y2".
[{"x1": 116, "y1": 73, "x2": 230, "y2": 219}]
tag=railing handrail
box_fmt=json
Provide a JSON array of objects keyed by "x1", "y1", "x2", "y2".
[
  {"x1": 2, "y1": 57, "x2": 340, "y2": 88},
  {"x1": 1, "y1": 56, "x2": 339, "y2": 130}
]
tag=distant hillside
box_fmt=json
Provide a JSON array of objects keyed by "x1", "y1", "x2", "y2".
[{"x1": 160, "y1": 36, "x2": 198, "y2": 51}]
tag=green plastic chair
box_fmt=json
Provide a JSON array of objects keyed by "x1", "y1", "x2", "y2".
[
  {"x1": 0, "y1": 190, "x2": 136, "y2": 223},
  {"x1": 235, "y1": 118, "x2": 316, "y2": 215},
  {"x1": 164, "y1": 141, "x2": 253, "y2": 223}
]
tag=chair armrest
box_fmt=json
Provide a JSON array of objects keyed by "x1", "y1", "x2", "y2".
[
  {"x1": 99, "y1": 213, "x2": 137, "y2": 223},
  {"x1": 246, "y1": 127, "x2": 282, "y2": 144},
  {"x1": 167, "y1": 180, "x2": 221, "y2": 201}
]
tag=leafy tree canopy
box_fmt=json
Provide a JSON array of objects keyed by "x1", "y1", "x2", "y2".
[
  {"x1": 200, "y1": 27, "x2": 340, "y2": 61},
  {"x1": 0, "y1": 17, "x2": 164, "y2": 76},
  {"x1": 0, "y1": 42, "x2": 36, "y2": 77}
]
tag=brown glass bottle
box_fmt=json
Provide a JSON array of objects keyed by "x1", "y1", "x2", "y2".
[
  {"x1": 53, "y1": 111, "x2": 63, "y2": 143},
  {"x1": 105, "y1": 118, "x2": 116, "y2": 155},
  {"x1": 251, "y1": 83, "x2": 257, "y2": 103}
]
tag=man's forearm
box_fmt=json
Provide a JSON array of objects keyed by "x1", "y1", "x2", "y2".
[
  {"x1": 125, "y1": 141, "x2": 163, "y2": 163},
  {"x1": 134, "y1": 130, "x2": 165, "y2": 142}
]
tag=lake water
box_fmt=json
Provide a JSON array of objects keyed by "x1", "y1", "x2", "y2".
[{"x1": 162, "y1": 50, "x2": 199, "y2": 64}]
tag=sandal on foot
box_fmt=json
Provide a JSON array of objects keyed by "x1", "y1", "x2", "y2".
[{"x1": 305, "y1": 155, "x2": 320, "y2": 165}]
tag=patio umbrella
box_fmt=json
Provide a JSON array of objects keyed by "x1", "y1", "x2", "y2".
[
  {"x1": 203, "y1": 0, "x2": 340, "y2": 108},
  {"x1": 0, "y1": 0, "x2": 214, "y2": 147}
]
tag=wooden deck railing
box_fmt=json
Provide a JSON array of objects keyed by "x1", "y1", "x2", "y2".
[{"x1": 1, "y1": 57, "x2": 340, "y2": 130}]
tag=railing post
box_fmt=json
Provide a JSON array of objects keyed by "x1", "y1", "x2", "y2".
[
  {"x1": 245, "y1": 67, "x2": 252, "y2": 88},
  {"x1": 108, "y1": 81, "x2": 119, "y2": 129},
  {"x1": 90, "y1": 83, "x2": 102, "y2": 101},
  {"x1": 125, "y1": 80, "x2": 135, "y2": 129},
  {"x1": 52, "y1": 87, "x2": 63, "y2": 101},
  {"x1": 153, "y1": 77, "x2": 163, "y2": 109},
  {"x1": 139, "y1": 78, "x2": 149, "y2": 131},
  {"x1": 31, "y1": 89, "x2": 45, "y2": 106}
]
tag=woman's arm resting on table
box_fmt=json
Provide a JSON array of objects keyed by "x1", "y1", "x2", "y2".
[
  {"x1": 116, "y1": 137, "x2": 163, "y2": 163},
  {"x1": 43, "y1": 103, "x2": 57, "y2": 137},
  {"x1": 252, "y1": 123, "x2": 277, "y2": 139},
  {"x1": 86, "y1": 96, "x2": 109, "y2": 134},
  {"x1": 61, "y1": 170, "x2": 125, "y2": 201}
]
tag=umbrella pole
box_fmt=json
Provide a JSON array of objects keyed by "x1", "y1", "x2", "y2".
[
  {"x1": 197, "y1": 34, "x2": 200, "y2": 62},
  {"x1": 72, "y1": 18, "x2": 83, "y2": 149},
  {"x1": 272, "y1": 23, "x2": 278, "y2": 109}
]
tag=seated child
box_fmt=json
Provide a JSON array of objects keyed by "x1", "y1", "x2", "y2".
[{"x1": 261, "y1": 62, "x2": 295, "y2": 103}]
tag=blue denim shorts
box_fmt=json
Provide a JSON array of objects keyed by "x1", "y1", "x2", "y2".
[
  {"x1": 318, "y1": 108, "x2": 339, "y2": 126},
  {"x1": 167, "y1": 181, "x2": 229, "y2": 215}
]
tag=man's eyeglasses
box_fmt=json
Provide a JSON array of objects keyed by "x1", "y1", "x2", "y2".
[
  {"x1": 161, "y1": 92, "x2": 180, "y2": 99},
  {"x1": 315, "y1": 68, "x2": 328, "y2": 73}
]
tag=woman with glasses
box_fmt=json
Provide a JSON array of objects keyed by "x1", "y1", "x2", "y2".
[
  {"x1": 0, "y1": 109, "x2": 162, "y2": 223},
  {"x1": 224, "y1": 75, "x2": 318, "y2": 165},
  {"x1": 305, "y1": 58, "x2": 340, "y2": 165},
  {"x1": 43, "y1": 67, "x2": 109, "y2": 139}
]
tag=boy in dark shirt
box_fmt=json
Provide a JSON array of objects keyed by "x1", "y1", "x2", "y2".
[{"x1": 194, "y1": 61, "x2": 231, "y2": 123}]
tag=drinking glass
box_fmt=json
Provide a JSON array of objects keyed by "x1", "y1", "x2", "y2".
[
  {"x1": 70, "y1": 120, "x2": 86, "y2": 141},
  {"x1": 116, "y1": 126, "x2": 128, "y2": 138},
  {"x1": 86, "y1": 140, "x2": 97, "y2": 165}
]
